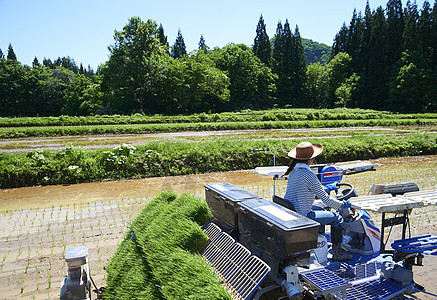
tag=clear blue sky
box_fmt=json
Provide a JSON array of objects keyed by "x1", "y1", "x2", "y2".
[{"x1": 0, "y1": 0, "x2": 428, "y2": 70}]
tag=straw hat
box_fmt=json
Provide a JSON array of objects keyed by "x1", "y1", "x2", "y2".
[{"x1": 288, "y1": 142, "x2": 323, "y2": 160}]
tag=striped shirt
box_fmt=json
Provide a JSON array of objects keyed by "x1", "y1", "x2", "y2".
[{"x1": 284, "y1": 163, "x2": 342, "y2": 216}]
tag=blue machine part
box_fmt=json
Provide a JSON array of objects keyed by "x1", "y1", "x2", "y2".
[
  {"x1": 320, "y1": 165, "x2": 343, "y2": 185},
  {"x1": 391, "y1": 235, "x2": 437, "y2": 255},
  {"x1": 326, "y1": 261, "x2": 382, "y2": 281},
  {"x1": 321, "y1": 260, "x2": 406, "y2": 300},
  {"x1": 301, "y1": 268, "x2": 351, "y2": 296},
  {"x1": 362, "y1": 211, "x2": 381, "y2": 241},
  {"x1": 346, "y1": 277, "x2": 404, "y2": 300}
]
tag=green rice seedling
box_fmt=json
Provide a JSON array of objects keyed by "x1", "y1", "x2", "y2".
[
  {"x1": 132, "y1": 193, "x2": 208, "y2": 251},
  {"x1": 169, "y1": 193, "x2": 212, "y2": 226},
  {"x1": 129, "y1": 190, "x2": 177, "y2": 234},
  {"x1": 25, "y1": 261, "x2": 29, "y2": 273},
  {"x1": 142, "y1": 217, "x2": 207, "y2": 264},
  {"x1": 17, "y1": 243, "x2": 23, "y2": 259},
  {"x1": 104, "y1": 235, "x2": 164, "y2": 300},
  {"x1": 19, "y1": 274, "x2": 25, "y2": 293},
  {"x1": 105, "y1": 191, "x2": 230, "y2": 300},
  {"x1": 153, "y1": 248, "x2": 231, "y2": 300}
]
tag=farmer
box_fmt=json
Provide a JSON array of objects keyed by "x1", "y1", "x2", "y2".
[{"x1": 282, "y1": 141, "x2": 352, "y2": 261}]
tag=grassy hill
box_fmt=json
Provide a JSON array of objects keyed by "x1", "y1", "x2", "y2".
[
  {"x1": 302, "y1": 38, "x2": 331, "y2": 65},
  {"x1": 270, "y1": 37, "x2": 331, "y2": 65}
]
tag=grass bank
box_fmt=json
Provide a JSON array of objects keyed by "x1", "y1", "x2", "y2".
[
  {"x1": 1, "y1": 109, "x2": 436, "y2": 127},
  {"x1": 1, "y1": 108, "x2": 436, "y2": 138},
  {"x1": 1, "y1": 118, "x2": 436, "y2": 138},
  {"x1": 1, "y1": 133, "x2": 436, "y2": 189}
]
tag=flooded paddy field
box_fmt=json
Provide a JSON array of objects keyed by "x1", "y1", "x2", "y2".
[
  {"x1": 1, "y1": 125, "x2": 435, "y2": 153},
  {"x1": 0, "y1": 155, "x2": 435, "y2": 299}
]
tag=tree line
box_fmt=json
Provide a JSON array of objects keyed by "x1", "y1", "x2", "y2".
[
  {"x1": 331, "y1": 0, "x2": 437, "y2": 112},
  {"x1": 1, "y1": 0, "x2": 436, "y2": 117}
]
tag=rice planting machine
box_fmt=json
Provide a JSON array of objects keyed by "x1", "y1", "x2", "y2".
[{"x1": 202, "y1": 160, "x2": 437, "y2": 300}]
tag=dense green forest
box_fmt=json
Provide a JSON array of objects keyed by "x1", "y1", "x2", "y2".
[{"x1": 1, "y1": 0, "x2": 436, "y2": 117}]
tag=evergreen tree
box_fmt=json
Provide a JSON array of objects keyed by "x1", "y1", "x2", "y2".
[
  {"x1": 346, "y1": 9, "x2": 361, "y2": 60},
  {"x1": 157, "y1": 23, "x2": 169, "y2": 57},
  {"x1": 7, "y1": 43, "x2": 17, "y2": 61},
  {"x1": 402, "y1": 0, "x2": 419, "y2": 52},
  {"x1": 171, "y1": 29, "x2": 187, "y2": 59},
  {"x1": 198, "y1": 34, "x2": 208, "y2": 51},
  {"x1": 425, "y1": 0, "x2": 437, "y2": 112},
  {"x1": 273, "y1": 19, "x2": 294, "y2": 106},
  {"x1": 360, "y1": 1, "x2": 373, "y2": 66},
  {"x1": 253, "y1": 14, "x2": 271, "y2": 66},
  {"x1": 0, "y1": 48, "x2": 4, "y2": 59},
  {"x1": 432, "y1": 1, "x2": 437, "y2": 70},
  {"x1": 291, "y1": 25, "x2": 308, "y2": 106},
  {"x1": 331, "y1": 22, "x2": 349, "y2": 59},
  {"x1": 272, "y1": 20, "x2": 284, "y2": 73},
  {"x1": 351, "y1": 10, "x2": 365, "y2": 71},
  {"x1": 87, "y1": 65, "x2": 93, "y2": 75},
  {"x1": 157, "y1": 24, "x2": 168, "y2": 46},
  {"x1": 32, "y1": 57, "x2": 40, "y2": 68},
  {"x1": 332, "y1": 9, "x2": 364, "y2": 70},
  {"x1": 355, "y1": 1, "x2": 373, "y2": 107},
  {"x1": 367, "y1": 6, "x2": 389, "y2": 109},
  {"x1": 43, "y1": 57, "x2": 53, "y2": 68},
  {"x1": 417, "y1": 1, "x2": 434, "y2": 67},
  {"x1": 385, "y1": 0, "x2": 404, "y2": 69},
  {"x1": 282, "y1": 19, "x2": 293, "y2": 73},
  {"x1": 54, "y1": 57, "x2": 62, "y2": 67},
  {"x1": 330, "y1": 0, "x2": 437, "y2": 112}
]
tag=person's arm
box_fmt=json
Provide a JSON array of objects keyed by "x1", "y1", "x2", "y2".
[{"x1": 305, "y1": 170, "x2": 343, "y2": 210}]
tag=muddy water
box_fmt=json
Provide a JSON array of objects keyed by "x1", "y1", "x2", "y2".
[
  {"x1": 1, "y1": 155, "x2": 436, "y2": 212},
  {"x1": 0, "y1": 170, "x2": 273, "y2": 212}
]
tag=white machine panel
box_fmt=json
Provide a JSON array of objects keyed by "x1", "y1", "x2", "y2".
[
  {"x1": 254, "y1": 166, "x2": 288, "y2": 177},
  {"x1": 349, "y1": 194, "x2": 424, "y2": 213},
  {"x1": 403, "y1": 189, "x2": 437, "y2": 206},
  {"x1": 254, "y1": 160, "x2": 379, "y2": 177}
]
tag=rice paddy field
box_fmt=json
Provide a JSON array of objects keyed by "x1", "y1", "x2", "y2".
[
  {"x1": 1, "y1": 126, "x2": 436, "y2": 153},
  {"x1": 0, "y1": 154, "x2": 436, "y2": 299}
]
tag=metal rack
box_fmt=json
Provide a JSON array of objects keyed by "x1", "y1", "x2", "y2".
[
  {"x1": 201, "y1": 223, "x2": 271, "y2": 300},
  {"x1": 349, "y1": 189, "x2": 437, "y2": 253}
]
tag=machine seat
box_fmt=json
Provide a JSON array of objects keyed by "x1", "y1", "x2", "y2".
[{"x1": 272, "y1": 195, "x2": 296, "y2": 211}]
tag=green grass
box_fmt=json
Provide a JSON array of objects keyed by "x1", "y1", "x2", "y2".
[
  {"x1": 1, "y1": 108, "x2": 437, "y2": 127},
  {"x1": 0, "y1": 118, "x2": 436, "y2": 138},
  {"x1": 0, "y1": 108, "x2": 436, "y2": 138},
  {"x1": 1, "y1": 133, "x2": 436, "y2": 188}
]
